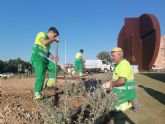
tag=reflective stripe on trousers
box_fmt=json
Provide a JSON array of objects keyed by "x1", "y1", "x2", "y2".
[{"x1": 113, "y1": 85, "x2": 135, "y2": 90}]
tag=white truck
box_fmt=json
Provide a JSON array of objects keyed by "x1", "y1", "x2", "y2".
[{"x1": 84, "y1": 60, "x2": 113, "y2": 73}]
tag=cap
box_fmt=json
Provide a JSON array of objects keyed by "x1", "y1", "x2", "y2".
[{"x1": 111, "y1": 47, "x2": 123, "y2": 53}]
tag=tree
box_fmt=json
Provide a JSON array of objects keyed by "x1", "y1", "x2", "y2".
[
  {"x1": 0, "y1": 58, "x2": 31, "y2": 73},
  {"x1": 0, "y1": 60, "x2": 5, "y2": 73},
  {"x1": 97, "y1": 51, "x2": 112, "y2": 62}
]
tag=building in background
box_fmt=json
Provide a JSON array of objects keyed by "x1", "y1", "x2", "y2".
[{"x1": 152, "y1": 36, "x2": 165, "y2": 71}]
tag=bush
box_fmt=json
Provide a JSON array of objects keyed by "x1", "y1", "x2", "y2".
[{"x1": 36, "y1": 79, "x2": 116, "y2": 124}]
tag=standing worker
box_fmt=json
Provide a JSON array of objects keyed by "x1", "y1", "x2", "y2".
[
  {"x1": 72, "y1": 49, "x2": 84, "y2": 77},
  {"x1": 31, "y1": 27, "x2": 60, "y2": 100},
  {"x1": 102, "y1": 47, "x2": 138, "y2": 111}
]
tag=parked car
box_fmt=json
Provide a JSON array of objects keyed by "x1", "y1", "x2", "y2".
[{"x1": 0, "y1": 73, "x2": 14, "y2": 78}]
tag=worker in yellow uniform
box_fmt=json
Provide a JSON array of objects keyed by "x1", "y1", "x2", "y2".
[
  {"x1": 31, "y1": 27, "x2": 60, "y2": 100},
  {"x1": 102, "y1": 47, "x2": 139, "y2": 111},
  {"x1": 72, "y1": 49, "x2": 84, "y2": 77}
]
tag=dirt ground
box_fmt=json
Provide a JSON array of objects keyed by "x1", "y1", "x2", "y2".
[
  {"x1": 0, "y1": 77, "x2": 43, "y2": 124},
  {"x1": 0, "y1": 73, "x2": 165, "y2": 124}
]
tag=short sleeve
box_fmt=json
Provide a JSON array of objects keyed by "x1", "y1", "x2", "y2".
[
  {"x1": 38, "y1": 32, "x2": 46, "y2": 41},
  {"x1": 117, "y1": 61, "x2": 130, "y2": 79}
]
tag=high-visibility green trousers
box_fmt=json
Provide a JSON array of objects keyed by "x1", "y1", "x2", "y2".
[
  {"x1": 74, "y1": 59, "x2": 83, "y2": 73},
  {"x1": 112, "y1": 81, "x2": 136, "y2": 106},
  {"x1": 32, "y1": 60, "x2": 60, "y2": 92}
]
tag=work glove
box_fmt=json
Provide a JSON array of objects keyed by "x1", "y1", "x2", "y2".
[{"x1": 101, "y1": 81, "x2": 112, "y2": 92}]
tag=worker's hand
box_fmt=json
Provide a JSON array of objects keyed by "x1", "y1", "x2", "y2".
[
  {"x1": 54, "y1": 36, "x2": 59, "y2": 42},
  {"x1": 101, "y1": 81, "x2": 112, "y2": 91},
  {"x1": 54, "y1": 56, "x2": 59, "y2": 62}
]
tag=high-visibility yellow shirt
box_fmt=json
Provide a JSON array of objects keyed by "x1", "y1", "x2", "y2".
[
  {"x1": 34, "y1": 32, "x2": 50, "y2": 50},
  {"x1": 75, "y1": 52, "x2": 82, "y2": 59},
  {"x1": 112, "y1": 59, "x2": 134, "y2": 81}
]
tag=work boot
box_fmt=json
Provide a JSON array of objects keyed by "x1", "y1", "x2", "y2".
[
  {"x1": 33, "y1": 92, "x2": 43, "y2": 100},
  {"x1": 131, "y1": 99, "x2": 139, "y2": 112}
]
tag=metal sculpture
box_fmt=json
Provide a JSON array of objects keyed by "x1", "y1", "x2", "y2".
[{"x1": 118, "y1": 14, "x2": 160, "y2": 70}]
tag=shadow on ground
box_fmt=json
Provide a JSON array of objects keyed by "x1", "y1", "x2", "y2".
[
  {"x1": 95, "y1": 111, "x2": 135, "y2": 124},
  {"x1": 138, "y1": 85, "x2": 165, "y2": 105},
  {"x1": 141, "y1": 73, "x2": 165, "y2": 82}
]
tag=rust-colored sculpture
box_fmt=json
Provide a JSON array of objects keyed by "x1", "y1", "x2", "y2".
[{"x1": 118, "y1": 14, "x2": 160, "y2": 70}]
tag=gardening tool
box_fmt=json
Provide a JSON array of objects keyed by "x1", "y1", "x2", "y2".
[
  {"x1": 42, "y1": 41, "x2": 60, "y2": 102},
  {"x1": 51, "y1": 41, "x2": 59, "y2": 105}
]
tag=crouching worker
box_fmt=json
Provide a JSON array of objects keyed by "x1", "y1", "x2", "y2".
[
  {"x1": 31, "y1": 27, "x2": 60, "y2": 100},
  {"x1": 102, "y1": 47, "x2": 139, "y2": 112}
]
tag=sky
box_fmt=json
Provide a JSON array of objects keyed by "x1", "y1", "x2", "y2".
[{"x1": 0, "y1": 0, "x2": 165, "y2": 64}]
